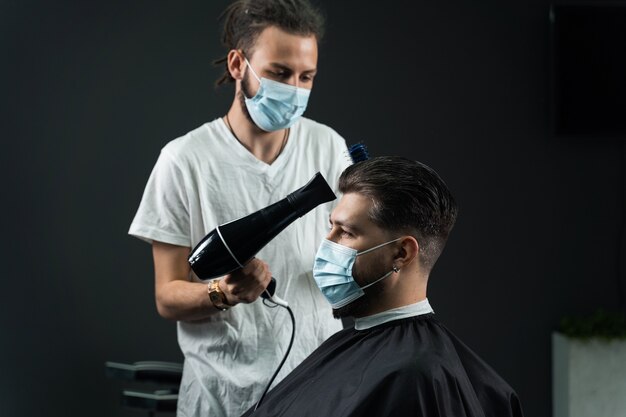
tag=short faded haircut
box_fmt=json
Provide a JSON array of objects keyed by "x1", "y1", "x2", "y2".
[{"x1": 338, "y1": 156, "x2": 458, "y2": 271}]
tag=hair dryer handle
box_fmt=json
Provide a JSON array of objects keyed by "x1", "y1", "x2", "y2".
[{"x1": 261, "y1": 277, "x2": 289, "y2": 307}]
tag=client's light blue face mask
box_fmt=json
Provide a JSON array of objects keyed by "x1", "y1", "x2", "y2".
[
  {"x1": 243, "y1": 58, "x2": 311, "y2": 132},
  {"x1": 313, "y1": 238, "x2": 402, "y2": 309}
]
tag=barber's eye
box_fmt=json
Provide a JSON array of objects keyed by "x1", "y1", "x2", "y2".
[{"x1": 271, "y1": 71, "x2": 289, "y2": 78}]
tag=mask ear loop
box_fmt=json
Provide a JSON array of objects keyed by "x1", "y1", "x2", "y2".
[
  {"x1": 356, "y1": 237, "x2": 403, "y2": 256},
  {"x1": 244, "y1": 57, "x2": 262, "y2": 83},
  {"x1": 360, "y1": 269, "x2": 395, "y2": 290},
  {"x1": 357, "y1": 238, "x2": 403, "y2": 291}
]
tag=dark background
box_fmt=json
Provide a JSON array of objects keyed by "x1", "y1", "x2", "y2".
[{"x1": 2, "y1": 1, "x2": 625, "y2": 416}]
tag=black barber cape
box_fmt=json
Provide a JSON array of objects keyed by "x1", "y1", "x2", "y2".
[{"x1": 241, "y1": 313, "x2": 524, "y2": 417}]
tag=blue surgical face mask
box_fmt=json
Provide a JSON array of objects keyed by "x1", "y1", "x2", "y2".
[
  {"x1": 313, "y1": 238, "x2": 402, "y2": 309},
  {"x1": 243, "y1": 58, "x2": 311, "y2": 132}
]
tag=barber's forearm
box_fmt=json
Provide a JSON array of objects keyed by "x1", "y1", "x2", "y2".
[{"x1": 156, "y1": 279, "x2": 223, "y2": 321}]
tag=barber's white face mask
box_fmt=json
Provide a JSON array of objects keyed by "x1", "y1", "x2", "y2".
[
  {"x1": 243, "y1": 58, "x2": 311, "y2": 132},
  {"x1": 312, "y1": 238, "x2": 401, "y2": 309}
]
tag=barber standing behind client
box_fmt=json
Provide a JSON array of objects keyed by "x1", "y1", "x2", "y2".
[
  {"x1": 128, "y1": 1, "x2": 350, "y2": 416},
  {"x1": 242, "y1": 156, "x2": 524, "y2": 417}
]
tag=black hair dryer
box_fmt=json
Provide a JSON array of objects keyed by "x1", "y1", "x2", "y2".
[{"x1": 188, "y1": 172, "x2": 336, "y2": 280}]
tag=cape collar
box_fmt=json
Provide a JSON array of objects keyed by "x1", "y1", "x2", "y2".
[{"x1": 354, "y1": 298, "x2": 434, "y2": 331}]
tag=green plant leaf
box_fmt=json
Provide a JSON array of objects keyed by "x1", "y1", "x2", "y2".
[{"x1": 559, "y1": 309, "x2": 626, "y2": 341}]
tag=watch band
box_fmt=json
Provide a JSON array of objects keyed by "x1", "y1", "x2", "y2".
[{"x1": 207, "y1": 279, "x2": 232, "y2": 311}]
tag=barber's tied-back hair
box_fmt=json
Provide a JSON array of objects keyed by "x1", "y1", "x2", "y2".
[
  {"x1": 338, "y1": 156, "x2": 458, "y2": 272},
  {"x1": 214, "y1": 0, "x2": 325, "y2": 86}
]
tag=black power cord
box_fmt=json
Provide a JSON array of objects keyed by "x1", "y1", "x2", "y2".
[{"x1": 254, "y1": 280, "x2": 295, "y2": 412}]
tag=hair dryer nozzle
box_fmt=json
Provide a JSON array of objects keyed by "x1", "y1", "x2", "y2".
[{"x1": 286, "y1": 172, "x2": 336, "y2": 216}]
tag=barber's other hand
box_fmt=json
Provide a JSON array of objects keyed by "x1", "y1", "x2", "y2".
[{"x1": 219, "y1": 258, "x2": 272, "y2": 305}]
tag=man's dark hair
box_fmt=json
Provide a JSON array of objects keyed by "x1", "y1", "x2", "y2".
[
  {"x1": 338, "y1": 156, "x2": 458, "y2": 272},
  {"x1": 213, "y1": 0, "x2": 325, "y2": 86}
]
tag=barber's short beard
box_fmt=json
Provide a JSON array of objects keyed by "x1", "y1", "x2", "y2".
[
  {"x1": 331, "y1": 262, "x2": 391, "y2": 319},
  {"x1": 238, "y1": 70, "x2": 255, "y2": 125}
]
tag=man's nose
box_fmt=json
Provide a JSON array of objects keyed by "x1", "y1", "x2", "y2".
[
  {"x1": 286, "y1": 75, "x2": 299, "y2": 88},
  {"x1": 325, "y1": 228, "x2": 339, "y2": 243}
]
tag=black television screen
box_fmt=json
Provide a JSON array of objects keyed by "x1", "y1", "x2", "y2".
[{"x1": 551, "y1": 3, "x2": 626, "y2": 138}]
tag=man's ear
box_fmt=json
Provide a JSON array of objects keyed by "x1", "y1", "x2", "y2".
[
  {"x1": 227, "y1": 49, "x2": 246, "y2": 81},
  {"x1": 393, "y1": 236, "x2": 419, "y2": 269}
]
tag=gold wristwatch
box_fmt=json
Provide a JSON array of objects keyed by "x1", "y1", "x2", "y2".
[{"x1": 207, "y1": 279, "x2": 232, "y2": 311}]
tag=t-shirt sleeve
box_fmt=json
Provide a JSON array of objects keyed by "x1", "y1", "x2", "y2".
[{"x1": 128, "y1": 148, "x2": 191, "y2": 247}]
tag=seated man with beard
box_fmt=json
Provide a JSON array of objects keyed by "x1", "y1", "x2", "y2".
[{"x1": 241, "y1": 156, "x2": 524, "y2": 417}]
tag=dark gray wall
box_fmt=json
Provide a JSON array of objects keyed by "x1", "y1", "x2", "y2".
[{"x1": 2, "y1": 1, "x2": 625, "y2": 416}]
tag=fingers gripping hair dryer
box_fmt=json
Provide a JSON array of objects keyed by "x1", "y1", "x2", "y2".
[{"x1": 187, "y1": 172, "x2": 336, "y2": 290}]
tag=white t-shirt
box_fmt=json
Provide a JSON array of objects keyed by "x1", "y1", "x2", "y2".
[{"x1": 129, "y1": 117, "x2": 350, "y2": 417}]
